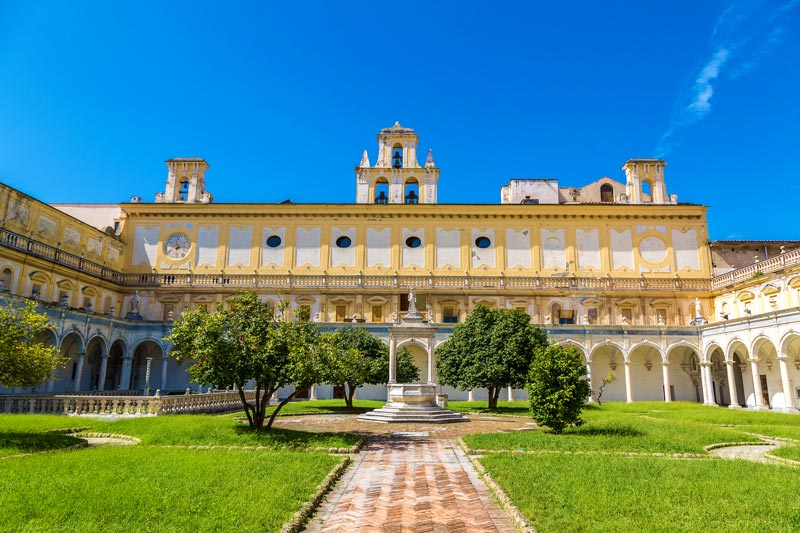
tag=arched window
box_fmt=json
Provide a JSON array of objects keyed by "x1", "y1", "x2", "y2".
[
  {"x1": 404, "y1": 178, "x2": 419, "y2": 204},
  {"x1": 600, "y1": 184, "x2": 614, "y2": 203},
  {"x1": 0, "y1": 268, "x2": 12, "y2": 292},
  {"x1": 179, "y1": 179, "x2": 190, "y2": 201},
  {"x1": 392, "y1": 145, "x2": 403, "y2": 168},
  {"x1": 641, "y1": 180, "x2": 652, "y2": 202},
  {"x1": 374, "y1": 178, "x2": 389, "y2": 204}
]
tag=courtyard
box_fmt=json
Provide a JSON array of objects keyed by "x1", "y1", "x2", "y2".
[{"x1": 1, "y1": 401, "x2": 799, "y2": 532}]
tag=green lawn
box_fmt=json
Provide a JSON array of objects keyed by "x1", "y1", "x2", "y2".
[
  {"x1": 482, "y1": 453, "x2": 800, "y2": 533},
  {"x1": 0, "y1": 410, "x2": 355, "y2": 532},
  {"x1": 0, "y1": 446, "x2": 339, "y2": 532},
  {"x1": 462, "y1": 402, "x2": 796, "y2": 454},
  {"x1": 771, "y1": 444, "x2": 800, "y2": 462},
  {"x1": 466, "y1": 402, "x2": 800, "y2": 532}
]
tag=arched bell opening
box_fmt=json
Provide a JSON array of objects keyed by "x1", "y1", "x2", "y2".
[
  {"x1": 374, "y1": 178, "x2": 389, "y2": 204},
  {"x1": 392, "y1": 145, "x2": 403, "y2": 168},
  {"x1": 404, "y1": 178, "x2": 419, "y2": 204}
]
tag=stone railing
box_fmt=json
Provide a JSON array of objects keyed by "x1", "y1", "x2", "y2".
[
  {"x1": 0, "y1": 391, "x2": 254, "y2": 416},
  {"x1": 712, "y1": 247, "x2": 800, "y2": 290},
  {"x1": 1, "y1": 226, "x2": 717, "y2": 293},
  {"x1": 117, "y1": 271, "x2": 712, "y2": 292}
]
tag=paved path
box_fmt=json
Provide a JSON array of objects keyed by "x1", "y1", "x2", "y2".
[
  {"x1": 305, "y1": 437, "x2": 517, "y2": 533},
  {"x1": 709, "y1": 438, "x2": 784, "y2": 464}
]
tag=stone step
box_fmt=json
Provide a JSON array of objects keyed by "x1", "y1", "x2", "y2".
[{"x1": 357, "y1": 406, "x2": 468, "y2": 424}]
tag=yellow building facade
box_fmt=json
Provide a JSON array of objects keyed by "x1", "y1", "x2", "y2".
[{"x1": 1, "y1": 123, "x2": 798, "y2": 409}]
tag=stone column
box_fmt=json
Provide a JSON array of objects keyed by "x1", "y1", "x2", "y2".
[
  {"x1": 160, "y1": 356, "x2": 169, "y2": 391},
  {"x1": 468, "y1": 389, "x2": 475, "y2": 402},
  {"x1": 144, "y1": 357, "x2": 153, "y2": 396},
  {"x1": 119, "y1": 356, "x2": 133, "y2": 390},
  {"x1": 624, "y1": 360, "x2": 633, "y2": 403},
  {"x1": 427, "y1": 341, "x2": 435, "y2": 384},
  {"x1": 777, "y1": 357, "x2": 797, "y2": 412},
  {"x1": 507, "y1": 386, "x2": 514, "y2": 401},
  {"x1": 700, "y1": 363, "x2": 715, "y2": 405},
  {"x1": 388, "y1": 337, "x2": 397, "y2": 383},
  {"x1": 73, "y1": 352, "x2": 86, "y2": 392},
  {"x1": 725, "y1": 361, "x2": 740, "y2": 408},
  {"x1": 750, "y1": 358, "x2": 765, "y2": 408},
  {"x1": 586, "y1": 361, "x2": 595, "y2": 402},
  {"x1": 98, "y1": 354, "x2": 110, "y2": 392},
  {"x1": 310, "y1": 384, "x2": 318, "y2": 401},
  {"x1": 661, "y1": 361, "x2": 671, "y2": 402}
]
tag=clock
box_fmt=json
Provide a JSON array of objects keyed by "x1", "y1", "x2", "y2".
[{"x1": 164, "y1": 233, "x2": 191, "y2": 260}]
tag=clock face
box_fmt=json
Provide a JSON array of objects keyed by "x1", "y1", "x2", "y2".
[{"x1": 164, "y1": 233, "x2": 191, "y2": 260}]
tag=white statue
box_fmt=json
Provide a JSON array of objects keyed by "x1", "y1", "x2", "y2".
[
  {"x1": 408, "y1": 287, "x2": 418, "y2": 315},
  {"x1": 694, "y1": 298, "x2": 702, "y2": 318}
]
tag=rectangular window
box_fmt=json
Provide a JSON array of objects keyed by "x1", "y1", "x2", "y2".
[
  {"x1": 559, "y1": 309, "x2": 575, "y2": 325},
  {"x1": 371, "y1": 305, "x2": 383, "y2": 323},
  {"x1": 621, "y1": 308, "x2": 633, "y2": 323},
  {"x1": 335, "y1": 305, "x2": 347, "y2": 322},
  {"x1": 443, "y1": 305, "x2": 458, "y2": 323}
]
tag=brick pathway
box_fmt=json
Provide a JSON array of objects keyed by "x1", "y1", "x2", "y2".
[{"x1": 305, "y1": 437, "x2": 517, "y2": 533}]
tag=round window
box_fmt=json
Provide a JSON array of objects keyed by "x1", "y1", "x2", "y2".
[
  {"x1": 405, "y1": 236, "x2": 422, "y2": 248},
  {"x1": 475, "y1": 236, "x2": 491, "y2": 249},
  {"x1": 266, "y1": 235, "x2": 282, "y2": 248},
  {"x1": 336, "y1": 236, "x2": 352, "y2": 248}
]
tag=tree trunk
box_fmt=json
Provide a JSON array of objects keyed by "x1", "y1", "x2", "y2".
[
  {"x1": 488, "y1": 387, "x2": 499, "y2": 409},
  {"x1": 345, "y1": 382, "x2": 356, "y2": 408},
  {"x1": 236, "y1": 385, "x2": 255, "y2": 429},
  {"x1": 265, "y1": 389, "x2": 300, "y2": 430}
]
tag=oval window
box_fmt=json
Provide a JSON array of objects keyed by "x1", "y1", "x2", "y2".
[
  {"x1": 475, "y1": 236, "x2": 491, "y2": 249},
  {"x1": 405, "y1": 236, "x2": 422, "y2": 248},
  {"x1": 336, "y1": 236, "x2": 352, "y2": 248},
  {"x1": 266, "y1": 235, "x2": 282, "y2": 248}
]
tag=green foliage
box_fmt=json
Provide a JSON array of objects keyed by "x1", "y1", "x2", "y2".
[
  {"x1": 595, "y1": 370, "x2": 616, "y2": 405},
  {"x1": 526, "y1": 345, "x2": 590, "y2": 433},
  {"x1": 0, "y1": 301, "x2": 66, "y2": 388},
  {"x1": 436, "y1": 305, "x2": 547, "y2": 408},
  {"x1": 167, "y1": 291, "x2": 325, "y2": 431},
  {"x1": 322, "y1": 327, "x2": 419, "y2": 406}
]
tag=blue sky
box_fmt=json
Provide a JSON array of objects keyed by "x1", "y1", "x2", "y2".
[{"x1": 0, "y1": 0, "x2": 798, "y2": 240}]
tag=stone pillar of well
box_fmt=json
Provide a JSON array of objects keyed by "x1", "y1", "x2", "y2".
[
  {"x1": 725, "y1": 360, "x2": 740, "y2": 408},
  {"x1": 388, "y1": 337, "x2": 397, "y2": 383}
]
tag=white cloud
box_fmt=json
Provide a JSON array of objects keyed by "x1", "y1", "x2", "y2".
[{"x1": 655, "y1": 0, "x2": 798, "y2": 158}]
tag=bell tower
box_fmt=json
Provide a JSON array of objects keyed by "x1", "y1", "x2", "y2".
[
  {"x1": 156, "y1": 158, "x2": 213, "y2": 203},
  {"x1": 355, "y1": 122, "x2": 440, "y2": 204},
  {"x1": 622, "y1": 159, "x2": 673, "y2": 204}
]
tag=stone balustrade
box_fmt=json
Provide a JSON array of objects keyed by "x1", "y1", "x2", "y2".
[
  {"x1": 712, "y1": 247, "x2": 800, "y2": 290},
  {"x1": 0, "y1": 391, "x2": 255, "y2": 416}
]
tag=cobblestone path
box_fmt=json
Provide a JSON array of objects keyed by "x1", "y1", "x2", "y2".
[{"x1": 305, "y1": 437, "x2": 517, "y2": 533}]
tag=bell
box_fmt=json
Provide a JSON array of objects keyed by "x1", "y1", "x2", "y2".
[{"x1": 392, "y1": 152, "x2": 402, "y2": 168}]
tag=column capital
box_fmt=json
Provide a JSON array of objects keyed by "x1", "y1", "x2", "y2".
[
  {"x1": 724, "y1": 359, "x2": 737, "y2": 366},
  {"x1": 776, "y1": 355, "x2": 789, "y2": 361},
  {"x1": 699, "y1": 362, "x2": 712, "y2": 368},
  {"x1": 748, "y1": 357, "x2": 759, "y2": 363},
  {"x1": 661, "y1": 361, "x2": 670, "y2": 367}
]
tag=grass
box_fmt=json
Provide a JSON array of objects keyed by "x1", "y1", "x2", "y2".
[
  {"x1": 266, "y1": 398, "x2": 385, "y2": 415},
  {"x1": 0, "y1": 446, "x2": 339, "y2": 532},
  {"x1": 448, "y1": 400, "x2": 530, "y2": 416},
  {"x1": 463, "y1": 402, "x2": 767, "y2": 454},
  {"x1": 0, "y1": 408, "x2": 361, "y2": 532},
  {"x1": 481, "y1": 453, "x2": 800, "y2": 533},
  {"x1": 771, "y1": 444, "x2": 800, "y2": 462}
]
